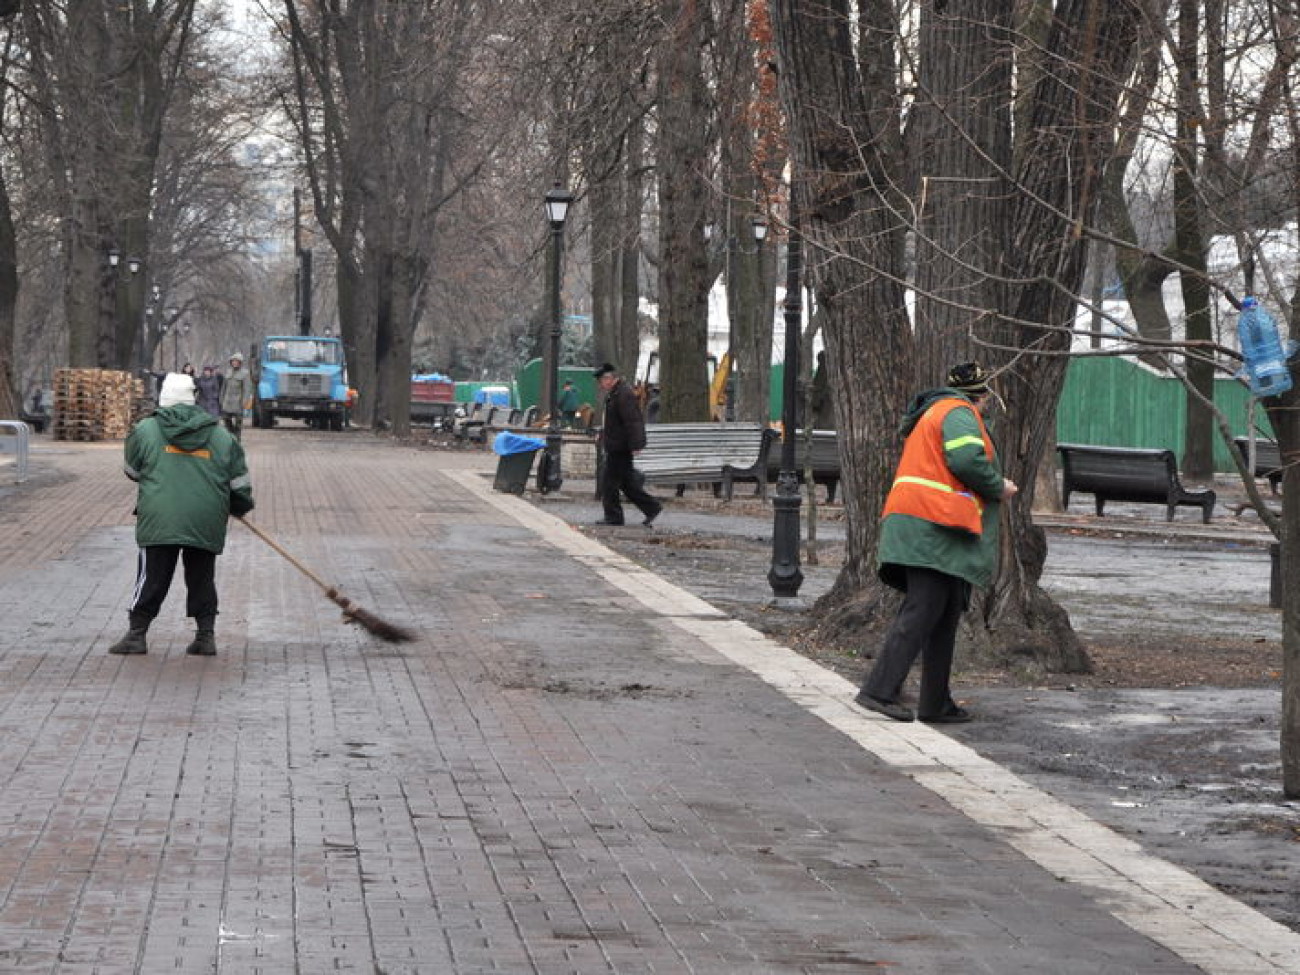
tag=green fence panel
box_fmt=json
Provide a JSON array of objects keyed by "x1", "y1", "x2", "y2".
[
  {"x1": 514, "y1": 358, "x2": 599, "y2": 413},
  {"x1": 1056, "y1": 357, "x2": 1275, "y2": 470}
]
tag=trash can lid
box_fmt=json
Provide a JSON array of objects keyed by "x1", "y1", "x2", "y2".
[{"x1": 492, "y1": 431, "x2": 546, "y2": 455}]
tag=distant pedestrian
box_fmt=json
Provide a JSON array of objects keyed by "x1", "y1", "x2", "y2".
[
  {"x1": 557, "y1": 380, "x2": 579, "y2": 428},
  {"x1": 220, "y1": 352, "x2": 250, "y2": 440},
  {"x1": 594, "y1": 362, "x2": 662, "y2": 527},
  {"x1": 195, "y1": 365, "x2": 223, "y2": 418},
  {"x1": 107, "y1": 372, "x2": 254, "y2": 657},
  {"x1": 181, "y1": 362, "x2": 196, "y2": 378},
  {"x1": 854, "y1": 362, "x2": 1017, "y2": 724}
]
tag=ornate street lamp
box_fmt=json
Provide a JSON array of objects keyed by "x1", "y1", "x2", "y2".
[
  {"x1": 539, "y1": 183, "x2": 573, "y2": 494},
  {"x1": 769, "y1": 201, "x2": 804, "y2": 601}
]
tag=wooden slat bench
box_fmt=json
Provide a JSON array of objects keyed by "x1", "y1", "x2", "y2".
[
  {"x1": 1232, "y1": 436, "x2": 1284, "y2": 495},
  {"x1": 635, "y1": 422, "x2": 776, "y2": 498},
  {"x1": 1057, "y1": 443, "x2": 1216, "y2": 523},
  {"x1": 745, "y1": 428, "x2": 841, "y2": 502}
]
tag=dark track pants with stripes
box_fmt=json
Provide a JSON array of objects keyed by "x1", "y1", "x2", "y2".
[{"x1": 125, "y1": 545, "x2": 218, "y2": 622}]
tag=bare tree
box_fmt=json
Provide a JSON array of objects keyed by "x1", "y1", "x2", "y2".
[
  {"x1": 769, "y1": 0, "x2": 1148, "y2": 673},
  {"x1": 22, "y1": 0, "x2": 198, "y2": 370},
  {"x1": 279, "y1": 0, "x2": 510, "y2": 434},
  {"x1": 656, "y1": 0, "x2": 714, "y2": 423}
]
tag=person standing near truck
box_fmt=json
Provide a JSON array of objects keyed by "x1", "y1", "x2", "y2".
[
  {"x1": 196, "y1": 365, "x2": 223, "y2": 418},
  {"x1": 220, "y1": 352, "x2": 250, "y2": 440}
]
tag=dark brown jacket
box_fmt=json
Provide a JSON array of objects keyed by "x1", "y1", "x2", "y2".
[{"x1": 600, "y1": 379, "x2": 647, "y2": 453}]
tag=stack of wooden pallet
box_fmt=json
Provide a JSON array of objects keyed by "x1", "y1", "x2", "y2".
[{"x1": 53, "y1": 369, "x2": 142, "y2": 441}]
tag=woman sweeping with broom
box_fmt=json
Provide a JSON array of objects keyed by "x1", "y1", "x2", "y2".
[{"x1": 108, "y1": 372, "x2": 254, "y2": 657}]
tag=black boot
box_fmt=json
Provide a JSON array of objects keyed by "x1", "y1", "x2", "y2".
[
  {"x1": 109, "y1": 612, "x2": 150, "y2": 655},
  {"x1": 185, "y1": 616, "x2": 217, "y2": 656}
]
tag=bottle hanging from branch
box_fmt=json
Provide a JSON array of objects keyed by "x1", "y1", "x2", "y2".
[{"x1": 1237, "y1": 296, "x2": 1293, "y2": 398}]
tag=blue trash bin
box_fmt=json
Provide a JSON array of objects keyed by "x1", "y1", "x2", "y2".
[{"x1": 492, "y1": 432, "x2": 546, "y2": 494}]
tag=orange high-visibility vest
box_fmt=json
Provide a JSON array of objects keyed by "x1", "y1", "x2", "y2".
[{"x1": 881, "y1": 397, "x2": 996, "y2": 535}]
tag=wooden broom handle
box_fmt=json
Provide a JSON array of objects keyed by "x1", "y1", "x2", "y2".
[{"x1": 235, "y1": 516, "x2": 334, "y2": 595}]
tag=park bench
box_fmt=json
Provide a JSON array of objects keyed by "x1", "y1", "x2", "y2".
[
  {"x1": 19, "y1": 408, "x2": 49, "y2": 434},
  {"x1": 636, "y1": 422, "x2": 776, "y2": 498},
  {"x1": 1232, "y1": 436, "x2": 1284, "y2": 495},
  {"x1": 1057, "y1": 443, "x2": 1216, "y2": 523},
  {"x1": 747, "y1": 428, "x2": 842, "y2": 502}
]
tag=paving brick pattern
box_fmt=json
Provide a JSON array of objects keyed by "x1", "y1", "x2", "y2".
[{"x1": 0, "y1": 432, "x2": 1209, "y2": 972}]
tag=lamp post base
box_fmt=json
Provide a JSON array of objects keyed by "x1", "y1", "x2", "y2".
[
  {"x1": 540, "y1": 429, "x2": 564, "y2": 494},
  {"x1": 768, "y1": 475, "x2": 803, "y2": 598}
]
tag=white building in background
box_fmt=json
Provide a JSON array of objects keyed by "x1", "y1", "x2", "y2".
[
  {"x1": 636, "y1": 279, "x2": 823, "y2": 382},
  {"x1": 1076, "y1": 224, "x2": 1298, "y2": 355}
]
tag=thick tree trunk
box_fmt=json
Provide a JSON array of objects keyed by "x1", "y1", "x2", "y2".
[
  {"x1": 909, "y1": 0, "x2": 1012, "y2": 372},
  {"x1": 982, "y1": 0, "x2": 1146, "y2": 672},
  {"x1": 1174, "y1": 0, "x2": 1214, "y2": 479},
  {"x1": 770, "y1": 0, "x2": 912, "y2": 619},
  {"x1": 770, "y1": 0, "x2": 1143, "y2": 674},
  {"x1": 655, "y1": 0, "x2": 712, "y2": 423}
]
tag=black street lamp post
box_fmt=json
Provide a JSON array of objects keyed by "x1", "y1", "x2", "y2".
[
  {"x1": 540, "y1": 183, "x2": 573, "y2": 494},
  {"x1": 140, "y1": 283, "x2": 160, "y2": 374},
  {"x1": 768, "y1": 201, "x2": 804, "y2": 600}
]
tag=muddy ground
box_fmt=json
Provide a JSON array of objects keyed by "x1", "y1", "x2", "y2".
[{"x1": 532, "y1": 479, "x2": 1300, "y2": 935}]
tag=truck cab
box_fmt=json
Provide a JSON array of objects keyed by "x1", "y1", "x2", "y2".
[{"x1": 250, "y1": 335, "x2": 349, "y2": 431}]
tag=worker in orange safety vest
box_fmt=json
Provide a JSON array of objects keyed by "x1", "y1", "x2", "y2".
[{"x1": 854, "y1": 362, "x2": 1018, "y2": 724}]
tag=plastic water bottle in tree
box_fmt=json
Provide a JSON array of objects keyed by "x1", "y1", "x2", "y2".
[{"x1": 1237, "y1": 296, "x2": 1293, "y2": 397}]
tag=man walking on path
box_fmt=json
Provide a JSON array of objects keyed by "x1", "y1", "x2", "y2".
[
  {"x1": 108, "y1": 372, "x2": 255, "y2": 657},
  {"x1": 220, "y1": 352, "x2": 251, "y2": 439},
  {"x1": 855, "y1": 362, "x2": 1017, "y2": 723},
  {"x1": 594, "y1": 362, "x2": 662, "y2": 527}
]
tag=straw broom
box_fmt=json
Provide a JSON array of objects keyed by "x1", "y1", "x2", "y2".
[{"x1": 236, "y1": 516, "x2": 415, "y2": 644}]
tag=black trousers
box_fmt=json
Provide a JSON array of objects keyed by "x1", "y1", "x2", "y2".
[
  {"x1": 862, "y1": 565, "x2": 969, "y2": 716},
  {"x1": 601, "y1": 449, "x2": 660, "y2": 524},
  {"x1": 223, "y1": 412, "x2": 242, "y2": 439},
  {"x1": 126, "y1": 545, "x2": 219, "y2": 622}
]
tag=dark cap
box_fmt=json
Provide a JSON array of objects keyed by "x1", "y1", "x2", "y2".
[
  {"x1": 593, "y1": 363, "x2": 618, "y2": 379},
  {"x1": 946, "y1": 361, "x2": 990, "y2": 397}
]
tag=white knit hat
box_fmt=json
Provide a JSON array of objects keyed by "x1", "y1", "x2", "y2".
[{"x1": 158, "y1": 372, "x2": 197, "y2": 408}]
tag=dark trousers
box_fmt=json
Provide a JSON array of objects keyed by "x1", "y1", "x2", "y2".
[
  {"x1": 601, "y1": 450, "x2": 660, "y2": 524},
  {"x1": 223, "y1": 412, "x2": 242, "y2": 439},
  {"x1": 126, "y1": 545, "x2": 219, "y2": 622},
  {"x1": 862, "y1": 566, "x2": 969, "y2": 716}
]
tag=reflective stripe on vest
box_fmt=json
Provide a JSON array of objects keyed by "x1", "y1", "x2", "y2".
[{"x1": 882, "y1": 398, "x2": 994, "y2": 536}]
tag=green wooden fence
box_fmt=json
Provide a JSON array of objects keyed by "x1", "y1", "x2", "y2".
[{"x1": 1056, "y1": 356, "x2": 1274, "y2": 471}]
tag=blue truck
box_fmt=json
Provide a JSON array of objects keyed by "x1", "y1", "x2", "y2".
[{"x1": 249, "y1": 335, "x2": 350, "y2": 430}]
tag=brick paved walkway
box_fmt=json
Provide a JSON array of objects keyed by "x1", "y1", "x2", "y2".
[{"x1": 0, "y1": 430, "x2": 1294, "y2": 973}]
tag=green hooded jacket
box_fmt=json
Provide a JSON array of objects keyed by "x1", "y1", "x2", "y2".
[
  {"x1": 877, "y1": 388, "x2": 1005, "y2": 590},
  {"x1": 124, "y1": 404, "x2": 254, "y2": 552}
]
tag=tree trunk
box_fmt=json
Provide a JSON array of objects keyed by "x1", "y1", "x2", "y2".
[
  {"x1": 984, "y1": 0, "x2": 1146, "y2": 672},
  {"x1": 655, "y1": 0, "x2": 713, "y2": 423},
  {"x1": 769, "y1": 0, "x2": 912, "y2": 617},
  {"x1": 1265, "y1": 382, "x2": 1300, "y2": 797},
  {"x1": 1173, "y1": 0, "x2": 1214, "y2": 479},
  {"x1": 771, "y1": 0, "x2": 1144, "y2": 674},
  {"x1": 909, "y1": 0, "x2": 1012, "y2": 381}
]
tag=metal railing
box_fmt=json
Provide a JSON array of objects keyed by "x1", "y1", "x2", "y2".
[{"x1": 0, "y1": 420, "x2": 30, "y2": 482}]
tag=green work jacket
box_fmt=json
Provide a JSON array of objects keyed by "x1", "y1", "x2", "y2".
[{"x1": 124, "y1": 404, "x2": 254, "y2": 553}]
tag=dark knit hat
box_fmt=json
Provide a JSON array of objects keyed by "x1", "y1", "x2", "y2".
[
  {"x1": 946, "y1": 361, "x2": 990, "y2": 396},
  {"x1": 593, "y1": 362, "x2": 618, "y2": 379}
]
